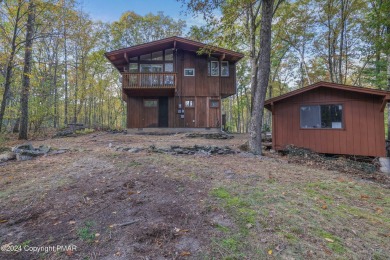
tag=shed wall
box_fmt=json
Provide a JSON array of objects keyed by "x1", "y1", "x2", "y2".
[{"x1": 272, "y1": 87, "x2": 386, "y2": 157}]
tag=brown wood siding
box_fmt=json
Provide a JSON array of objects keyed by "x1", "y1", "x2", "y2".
[
  {"x1": 220, "y1": 63, "x2": 236, "y2": 97},
  {"x1": 272, "y1": 88, "x2": 386, "y2": 157},
  {"x1": 196, "y1": 97, "x2": 208, "y2": 127},
  {"x1": 209, "y1": 99, "x2": 221, "y2": 127},
  {"x1": 181, "y1": 51, "x2": 196, "y2": 96},
  {"x1": 127, "y1": 97, "x2": 141, "y2": 128}
]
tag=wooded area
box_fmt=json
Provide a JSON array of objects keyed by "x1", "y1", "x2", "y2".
[{"x1": 0, "y1": 0, "x2": 389, "y2": 147}]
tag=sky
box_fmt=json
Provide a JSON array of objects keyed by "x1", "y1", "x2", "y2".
[{"x1": 78, "y1": 0, "x2": 206, "y2": 28}]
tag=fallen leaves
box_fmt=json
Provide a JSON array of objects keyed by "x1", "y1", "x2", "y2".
[
  {"x1": 180, "y1": 251, "x2": 191, "y2": 257},
  {"x1": 325, "y1": 238, "x2": 334, "y2": 243},
  {"x1": 65, "y1": 250, "x2": 74, "y2": 256}
]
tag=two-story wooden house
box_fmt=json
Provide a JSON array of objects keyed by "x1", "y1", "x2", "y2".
[{"x1": 105, "y1": 36, "x2": 244, "y2": 129}]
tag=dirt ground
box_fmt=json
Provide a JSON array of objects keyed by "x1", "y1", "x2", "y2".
[{"x1": 0, "y1": 131, "x2": 389, "y2": 259}]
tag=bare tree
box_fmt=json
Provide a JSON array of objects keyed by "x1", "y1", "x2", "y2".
[{"x1": 19, "y1": 0, "x2": 35, "y2": 139}]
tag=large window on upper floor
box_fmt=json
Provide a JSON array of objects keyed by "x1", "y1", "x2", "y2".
[
  {"x1": 129, "y1": 63, "x2": 138, "y2": 73},
  {"x1": 140, "y1": 64, "x2": 163, "y2": 73},
  {"x1": 165, "y1": 49, "x2": 173, "y2": 60},
  {"x1": 300, "y1": 104, "x2": 343, "y2": 129}
]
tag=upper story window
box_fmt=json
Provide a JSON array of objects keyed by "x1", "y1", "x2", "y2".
[
  {"x1": 209, "y1": 61, "x2": 219, "y2": 76},
  {"x1": 140, "y1": 53, "x2": 151, "y2": 60},
  {"x1": 165, "y1": 49, "x2": 173, "y2": 60},
  {"x1": 221, "y1": 61, "x2": 229, "y2": 77},
  {"x1": 165, "y1": 63, "x2": 173, "y2": 72},
  {"x1": 184, "y1": 68, "x2": 195, "y2": 76},
  {"x1": 152, "y1": 51, "x2": 163, "y2": 60},
  {"x1": 300, "y1": 104, "x2": 343, "y2": 129},
  {"x1": 140, "y1": 64, "x2": 163, "y2": 73},
  {"x1": 129, "y1": 63, "x2": 138, "y2": 73}
]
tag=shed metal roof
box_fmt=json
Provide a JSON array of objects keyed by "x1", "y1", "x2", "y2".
[{"x1": 265, "y1": 81, "x2": 390, "y2": 111}]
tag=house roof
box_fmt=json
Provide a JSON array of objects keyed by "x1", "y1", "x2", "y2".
[
  {"x1": 105, "y1": 36, "x2": 245, "y2": 72},
  {"x1": 264, "y1": 81, "x2": 390, "y2": 111}
]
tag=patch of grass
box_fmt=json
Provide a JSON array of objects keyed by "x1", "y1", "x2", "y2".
[
  {"x1": 215, "y1": 224, "x2": 230, "y2": 233},
  {"x1": 211, "y1": 187, "x2": 230, "y2": 199},
  {"x1": 211, "y1": 187, "x2": 256, "y2": 229},
  {"x1": 315, "y1": 229, "x2": 346, "y2": 254},
  {"x1": 128, "y1": 160, "x2": 142, "y2": 167},
  {"x1": 77, "y1": 221, "x2": 96, "y2": 242},
  {"x1": 75, "y1": 128, "x2": 95, "y2": 135},
  {"x1": 212, "y1": 236, "x2": 246, "y2": 259}
]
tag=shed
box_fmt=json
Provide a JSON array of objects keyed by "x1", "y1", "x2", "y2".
[{"x1": 264, "y1": 81, "x2": 390, "y2": 157}]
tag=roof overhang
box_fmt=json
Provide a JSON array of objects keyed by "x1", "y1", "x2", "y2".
[
  {"x1": 264, "y1": 81, "x2": 390, "y2": 112},
  {"x1": 105, "y1": 36, "x2": 244, "y2": 72}
]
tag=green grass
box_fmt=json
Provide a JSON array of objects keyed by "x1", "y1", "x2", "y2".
[
  {"x1": 77, "y1": 221, "x2": 96, "y2": 242},
  {"x1": 206, "y1": 170, "x2": 390, "y2": 259},
  {"x1": 315, "y1": 229, "x2": 346, "y2": 254}
]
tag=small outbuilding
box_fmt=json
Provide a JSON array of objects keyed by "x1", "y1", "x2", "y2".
[{"x1": 264, "y1": 81, "x2": 390, "y2": 157}]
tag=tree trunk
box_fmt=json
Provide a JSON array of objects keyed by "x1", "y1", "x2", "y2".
[
  {"x1": 387, "y1": 24, "x2": 390, "y2": 141},
  {"x1": 19, "y1": 0, "x2": 35, "y2": 140},
  {"x1": 248, "y1": 0, "x2": 274, "y2": 155},
  {"x1": 63, "y1": 13, "x2": 68, "y2": 125},
  {"x1": 0, "y1": 1, "x2": 23, "y2": 132}
]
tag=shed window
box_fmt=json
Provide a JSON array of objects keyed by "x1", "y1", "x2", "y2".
[
  {"x1": 184, "y1": 68, "x2": 195, "y2": 76},
  {"x1": 221, "y1": 61, "x2": 229, "y2": 76},
  {"x1": 300, "y1": 104, "x2": 343, "y2": 129},
  {"x1": 144, "y1": 100, "x2": 157, "y2": 107}
]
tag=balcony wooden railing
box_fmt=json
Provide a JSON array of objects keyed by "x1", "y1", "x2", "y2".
[{"x1": 122, "y1": 73, "x2": 177, "y2": 89}]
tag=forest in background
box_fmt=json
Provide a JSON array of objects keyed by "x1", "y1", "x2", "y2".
[{"x1": 0, "y1": 0, "x2": 389, "y2": 138}]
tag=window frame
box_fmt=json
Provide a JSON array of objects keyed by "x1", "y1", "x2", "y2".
[
  {"x1": 221, "y1": 61, "x2": 229, "y2": 77},
  {"x1": 300, "y1": 104, "x2": 344, "y2": 130},
  {"x1": 184, "y1": 68, "x2": 195, "y2": 76}
]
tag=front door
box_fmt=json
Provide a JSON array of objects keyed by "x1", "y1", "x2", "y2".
[{"x1": 158, "y1": 97, "x2": 169, "y2": 127}]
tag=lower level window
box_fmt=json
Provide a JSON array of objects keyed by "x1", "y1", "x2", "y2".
[
  {"x1": 185, "y1": 100, "x2": 194, "y2": 107},
  {"x1": 210, "y1": 100, "x2": 219, "y2": 108},
  {"x1": 144, "y1": 100, "x2": 157, "y2": 107},
  {"x1": 300, "y1": 104, "x2": 343, "y2": 129}
]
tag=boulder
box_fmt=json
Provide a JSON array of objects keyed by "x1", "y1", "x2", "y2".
[{"x1": 0, "y1": 152, "x2": 16, "y2": 162}]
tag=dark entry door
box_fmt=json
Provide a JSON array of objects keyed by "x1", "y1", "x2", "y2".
[{"x1": 158, "y1": 97, "x2": 169, "y2": 127}]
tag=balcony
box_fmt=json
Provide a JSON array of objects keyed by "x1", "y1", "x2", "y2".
[{"x1": 122, "y1": 73, "x2": 177, "y2": 89}]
